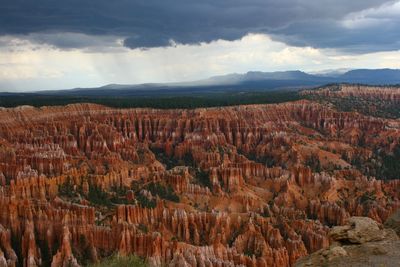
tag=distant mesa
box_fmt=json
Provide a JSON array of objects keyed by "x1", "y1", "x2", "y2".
[{"x1": 1, "y1": 68, "x2": 399, "y2": 96}]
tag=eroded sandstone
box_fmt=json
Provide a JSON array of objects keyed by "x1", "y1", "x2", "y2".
[{"x1": 0, "y1": 99, "x2": 398, "y2": 266}]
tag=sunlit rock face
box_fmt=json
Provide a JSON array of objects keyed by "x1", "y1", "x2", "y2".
[{"x1": 0, "y1": 98, "x2": 399, "y2": 267}]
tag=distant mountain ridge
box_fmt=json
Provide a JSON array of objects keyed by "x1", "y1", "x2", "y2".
[
  {"x1": 1, "y1": 68, "x2": 400, "y2": 96},
  {"x1": 204, "y1": 68, "x2": 400, "y2": 85},
  {"x1": 340, "y1": 69, "x2": 400, "y2": 83}
]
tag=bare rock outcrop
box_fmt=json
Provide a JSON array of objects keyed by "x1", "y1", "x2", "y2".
[{"x1": 295, "y1": 217, "x2": 400, "y2": 267}]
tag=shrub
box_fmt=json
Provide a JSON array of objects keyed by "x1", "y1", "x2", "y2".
[
  {"x1": 87, "y1": 254, "x2": 147, "y2": 267},
  {"x1": 380, "y1": 145, "x2": 400, "y2": 180},
  {"x1": 145, "y1": 182, "x2": 179, "y2": 203},
  {"x1": 88, "y1": 185, "x2": 112, "y2": 207},
  {"x1": 305, "y1": 153, "x2": 321, "y2": 172},
  {"x1": 195, "y1": 170, "x2": 211, "y2": 188},
  {"x1": 136, "y1": 192, "x2": 157, "y2": 209},
  {"x1": 58, "y1": 177, "x2": 77, "y2": 198}
]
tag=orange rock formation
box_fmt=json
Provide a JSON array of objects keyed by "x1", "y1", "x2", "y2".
[{"x1": 0, "y1": 98, "x2": 399, "y2": 266}]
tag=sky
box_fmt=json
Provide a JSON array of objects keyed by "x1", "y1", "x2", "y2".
[{"x1": 0, "y1": 0, "x2": 400, "y2": 91}]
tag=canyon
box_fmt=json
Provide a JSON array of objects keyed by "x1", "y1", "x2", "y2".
[{"x1": 0, "y1": 85, "x2": 399, "y2": 267}]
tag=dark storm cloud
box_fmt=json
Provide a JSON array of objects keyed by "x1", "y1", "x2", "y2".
[
  {"x1": 271, "y1": 17, "x2": 400, "y2": 53},
  {"x1": 0, "y1": 0, "x2": 398, "y2": 52}
]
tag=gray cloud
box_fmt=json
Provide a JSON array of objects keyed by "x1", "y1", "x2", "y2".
[
  {"x1": 271, "y1": 17, "x2": 400, "y2": 53},
  {"x1": 0, "y1": 0, "x2": 398, "y2": 52}
]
